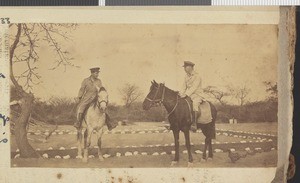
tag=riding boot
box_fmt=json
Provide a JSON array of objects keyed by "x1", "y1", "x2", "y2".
[
  {"x1": 105, "y1": 113, "x2": 117, "y2": 131},
  {"x1": 74, "y1": 113, "x2": 83, "y2": 129},
  {"x1": 190, "y1": 111, "x2": 198, "y2": 132}
]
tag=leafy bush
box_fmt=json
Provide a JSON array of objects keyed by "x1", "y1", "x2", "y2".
[
  {"x1": 32, "y1": 97, "x2": 77, "y2": 124},
  {"x1": 10, "y1": 90, "x2": 277, "y2": 125},
  {"x1": 214, "y1": 99, "x2": 278, "y2": 123}
]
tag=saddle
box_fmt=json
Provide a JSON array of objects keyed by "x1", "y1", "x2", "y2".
[
  {"x1": 197, "y1": 101, "x2": 213, "y2": 124},
  {"x1": 185, "y1": 97, "x2": 213, "y2": 124}
]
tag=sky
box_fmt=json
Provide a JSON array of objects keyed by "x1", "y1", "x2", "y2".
[{"x1": 12, "y1": 24, "x2": 278, "y2": 105}]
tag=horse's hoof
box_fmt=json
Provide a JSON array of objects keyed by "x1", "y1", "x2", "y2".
[
  {"x1": 82, "y1": 157, "x2": 88, "y2": 163},
  {"x1": 187, "y1": 162, "x2": 193, "y2": 167},
  {"x1": 76, "y1": 155, "x2": 83, "y2": 159},
  {"x1": 99, "y1": 156, "x2": 104, "y2": 161},
  {"x1": 170, "y1": 161, "x2": 178, "y2": 167},
  {"x1": 207, "y1": 158, "x2": 213, "y2": 161},
  {"x1": 200, "y1": 158, "x2": 207, "y2": 162}
]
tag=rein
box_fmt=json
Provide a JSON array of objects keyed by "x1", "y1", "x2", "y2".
[
  {"x1": 92, "y1": 91, "x2": 108, "y2": 111},
  {"x1": 145, "y1": 84, "x2": 165, "y2": 104},
  {"x1": 166, "y1": 95, "x2": 179, "y2": 118},
  {"x1": 94, "y1": 99, "x2": 108, "y2": 112},
  {"x1": 97, "y1": 100, "x2": 108, "y2": 107},
  {"x1": 146, "y1": 84, "x2": 179, "y2": 117}
]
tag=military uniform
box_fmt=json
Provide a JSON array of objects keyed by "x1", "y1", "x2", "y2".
[
  {"x1": 180, "y1": 61, "x2": 205, "y2": 132},
  {"x1": 180, "y1": 67, "x2": 204, "y2": 112},
  {"x1": 77, "y1": 76, "x2": 103, "y2": 116},
  {"x1": 180, "y1": 61, "x2": 204, "y2": 112},
  {"x1": 74, "y1": 67, "x2": 116, "y2": 130}
]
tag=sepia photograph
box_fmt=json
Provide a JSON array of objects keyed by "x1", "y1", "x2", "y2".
[{"x1": 8, "y1": 22, "x2": 278, "y2": 168}]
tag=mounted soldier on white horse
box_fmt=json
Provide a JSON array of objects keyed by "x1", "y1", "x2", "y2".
[
  {"x1": 74, "y1": 67, "x2": 117, "y2": 131},
  {"x1": 74, "y1": 67, "x2": 117, "y2": 162}
]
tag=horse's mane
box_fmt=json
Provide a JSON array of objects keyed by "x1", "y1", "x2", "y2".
[
  {"x1": 155, "y1": 83, "x2": 180, "y2": 96},
  {"x1": 166, "y1": 86, "x2": 180, "y2": 95}
]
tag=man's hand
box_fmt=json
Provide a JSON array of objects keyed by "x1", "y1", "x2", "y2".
[
  {"x1": 179, "y1": 93, "x2": 187, "y2": 98},
  {"x1": 74, "y1": 97, "x2": 81, "y2": 103}
]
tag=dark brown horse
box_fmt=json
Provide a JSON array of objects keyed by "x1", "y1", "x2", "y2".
[{"x1": 142, "y1": 80, "x2": 217, "y2": 166}]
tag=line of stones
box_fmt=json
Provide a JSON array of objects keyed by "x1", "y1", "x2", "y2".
[
  {"x1": 12, "y1": 141, "x2": 276, "y2": 159},
  {"x1": 15, "y1": 131, "x2": 276, "y2": 153},
  {"x1": 13, "y1": 138, "x2": 275, "y2": 153},
  {"x1": 25, "y1": 128, "x2": 277, "y2": 139}
]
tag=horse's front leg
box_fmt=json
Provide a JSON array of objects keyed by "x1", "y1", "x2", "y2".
[
  {"x1": 171, "y1": 129, "x2": 180, "y2": 166},
  {"x1": 76, "y1": 129, "x2": 83, "y2": 159},
  {"x1": 207, "y1": 138, "x2": 213, "y2": 160},
  {"x1": 97, "y1": 128, "x2": 104, "y2": 161},
  {"x1": 183, "y1": 129, "x2": 193, "y2": 167},
  {"x1": 83, "y1": 128, "x2": 92, "y2": 163},
  {"x1": 202, "y1": 137, "x2": 208, "y2": 161}
]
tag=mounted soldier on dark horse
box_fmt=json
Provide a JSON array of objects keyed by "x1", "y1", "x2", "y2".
[{"x1": 143, "y1": 61, "x2": 217, "y2": 166}]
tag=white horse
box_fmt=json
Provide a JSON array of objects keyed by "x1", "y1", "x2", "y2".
[{"x1": 77, "y1": 87, "x2": 108, "y2": 162}]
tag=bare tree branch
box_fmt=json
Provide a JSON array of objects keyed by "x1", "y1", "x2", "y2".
[
  {"x1": 263, "y1": 81, "x2": 278, "y2": 100},
  {"x1": 204, "y1": 86, "x2": 230, "y2": 105},
  {"x1": 119, "y1": 83, "x2": 143, "y2": 108},
  {"x1": 228, "y1": 85, "x2": 251, "y2": 106},
  {"x1": 9, "y1": 23, "x2": 77, "y2": 158},
  {"x1": 11, "y1": 23, "x2": 78, "y2": 91},
  {"x1": 263, "y1": 81, "x2": 278, "y2": 101},
  {"x1": 10, "y1": 23, "x2": 24, "y2": 94}
]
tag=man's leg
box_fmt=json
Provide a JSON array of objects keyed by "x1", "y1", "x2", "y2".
[
  {"x1": 190, "y1": 98, "x2": 201, "y2": 132},
  {"x1": 190, "y1": 111, "x2": 198, "y2": 132},
  {"x1": 105, "y1": 113, "x2": 117, "y2": 131},
  {"x1": 74, "y1": 103, "x2": 85, "y2": 129}
]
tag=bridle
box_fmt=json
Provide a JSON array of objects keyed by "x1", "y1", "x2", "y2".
[
  {"x1": 95, "y1": 92, "x2": 108, "y2": 111},
  {"x1": 145, "y1": 83, "x2": 179, "y2": 117},
  {"x1": 145, "y1": 83, "x2": 166, "y2": 106},
  {"x1": 96, "y1": 99, "x2": 108, "y2": 113},
  {"x1": 97, "y1": 100, "x2": 108, "y2": 106}
]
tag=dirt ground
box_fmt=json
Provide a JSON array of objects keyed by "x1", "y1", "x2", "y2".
[
  {"x1": 11, "y1": 122, "x2": 278, "y2": 168},
  {"x1": 11, "y1": 151, "x2": 277, "y2": 168}
]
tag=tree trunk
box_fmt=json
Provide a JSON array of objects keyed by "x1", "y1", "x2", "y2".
[
  {"x1": 125, "y1": 106, "x2": 130, "y2": 121},
  {"x1": 14, "y1": 93, "x2": 39, "y2": 158},
  {"x1": 9, "y1": 24, "x2": 38, "y2": 158}
]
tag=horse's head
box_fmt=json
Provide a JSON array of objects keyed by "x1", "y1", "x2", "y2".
[
  {"x1": 143, "y1": 80, "x2": 165, "y2": 110},
  {"x1": 96, "y1": 86, "x2": 108, "y2": 112}
]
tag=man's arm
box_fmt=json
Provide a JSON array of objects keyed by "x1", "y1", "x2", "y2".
[
  {"x1": 98, "y1": 79, "x2": 103, "y2": 88},
  {"x1": 106, "y1": 93, "x2": 109, "y2": 105},
  {"x1": 77, "y1": 79, "x2": 87, "y2": 99},
  {"x1": 184, "y1": 75, "x2": 202, "y2": 96}
]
